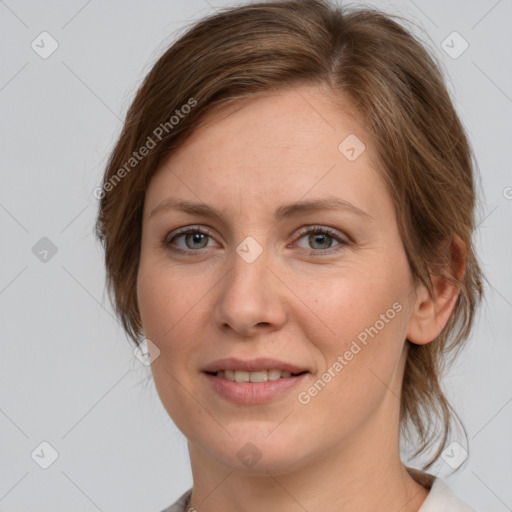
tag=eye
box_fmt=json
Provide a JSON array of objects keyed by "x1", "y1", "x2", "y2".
[
  {"x1": 164, "y1": 226, "x2": 217, "y2": 254},
  {"x1": 163, "y1": 225, "x2": 350, "y2": 256},
  {"x1": 292, "y1": 226, "x2": 349, "y2": 255}
]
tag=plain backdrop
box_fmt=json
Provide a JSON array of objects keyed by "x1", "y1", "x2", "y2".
[{"x1": 1, "y1": 0, "x2": 511, "y2": 511}]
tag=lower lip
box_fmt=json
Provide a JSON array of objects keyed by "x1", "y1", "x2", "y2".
[{"x1": 203, "y1": 372, "x2": 309, "y2": 404}]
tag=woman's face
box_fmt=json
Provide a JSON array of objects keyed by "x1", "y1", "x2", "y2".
[{"x1": 137, "y1": 85, "x2": 419, "y2": 474}]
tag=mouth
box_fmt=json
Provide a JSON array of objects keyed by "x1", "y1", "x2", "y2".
[
  {"x1": 201, "y1": 356, "x2": 310, "y2": 375},
  {"x1": 201, "y1": 357, "x2": 310, "y2": 404},
  {"x1": 205, "y1": 369, "x2": 308, "y2": 382}
]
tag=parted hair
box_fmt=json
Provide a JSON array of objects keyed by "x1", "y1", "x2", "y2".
[{"x1": 94, "y1": 0, "x2": 484, "y2": 470}]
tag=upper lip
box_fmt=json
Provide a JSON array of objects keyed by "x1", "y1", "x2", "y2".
[{"x1": 202, "y1": 357, "x2": 309, "y2": 374}]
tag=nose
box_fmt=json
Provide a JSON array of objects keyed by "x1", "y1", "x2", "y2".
[{"x1": 212, "y1": 245, "x2": 287, "y2": 338}]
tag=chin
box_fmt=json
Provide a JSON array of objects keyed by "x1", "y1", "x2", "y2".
[{"x1": 197, "y1": 431, "x2": 316, "y2": 476}]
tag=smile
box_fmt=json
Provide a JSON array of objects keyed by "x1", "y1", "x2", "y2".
[
  {"x1": 203, "y1": 371, "x2": 309, "y2": 405},
  {"x1": 209, "y1": 369, "x2": 307, "y2": 382}
]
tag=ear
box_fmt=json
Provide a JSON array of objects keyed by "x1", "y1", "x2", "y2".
[{"x1": 407, "y1": 236, "x2": 466, "y2": 345}]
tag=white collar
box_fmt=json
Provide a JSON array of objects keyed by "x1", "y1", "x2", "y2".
[{"x1": 406, "y1": 467, "x2": 476, "y2": 512}]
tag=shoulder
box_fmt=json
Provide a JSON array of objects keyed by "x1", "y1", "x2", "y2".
[
  {"x1": 159, "y1": 488, "x2": 192, "y2": 512},
  {"x1": 419, "y1": 477, "x2": 477, "y2": 512},
  {"x1": 407, "y1": 467, "x2": 477, "y2": 512}
]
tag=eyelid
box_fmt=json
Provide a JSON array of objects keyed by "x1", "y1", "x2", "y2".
[
  {"x1": 289, "y1": 225, "x2": 350, "y2": 255},
  {"x1": 292, "y1": 224, "x2": 350, "y2": 244},
  {"x1": 164, "y1": 225, "x2": 218, "y2": 247}
]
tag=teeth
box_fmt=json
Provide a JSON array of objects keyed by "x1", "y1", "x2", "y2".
[
  {"x1": 267, "y1": 369, "x2": 283, "y2": 380},
  {"x1": 218, "y1": 369, "x2": 296, "y2": 382}
]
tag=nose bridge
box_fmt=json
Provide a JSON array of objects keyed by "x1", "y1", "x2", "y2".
[
  {"x1": 226, "y1": 237, "x2": 270, "y2": 305},
  {"x1": 213, "y1": 236, "x2": 285, "y2": 335}
]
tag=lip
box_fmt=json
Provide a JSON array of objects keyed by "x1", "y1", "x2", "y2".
[
  {"x1": 201, "y1": 357, "x2": 309, "y2": 374},
  {"x1": 203, "y1": 372, "x2": 309, "y2": 405}
]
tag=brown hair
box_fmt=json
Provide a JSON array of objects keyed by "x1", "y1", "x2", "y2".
[{"x1": 94, "y1": 0, "x2": 483, "y2": 470}]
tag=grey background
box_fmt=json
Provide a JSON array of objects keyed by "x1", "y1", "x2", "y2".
[{"x1": 1, "y1": 0, "x2": 511, "y2": 511}]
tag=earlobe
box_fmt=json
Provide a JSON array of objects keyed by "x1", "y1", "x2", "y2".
[{"x1": 407, "y1": 236, "x2": 466, "y2": 345}]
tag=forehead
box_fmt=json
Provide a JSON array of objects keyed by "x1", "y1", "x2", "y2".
[{"x1": 145, "y1": 85, "x2": 390, "y2": 221}]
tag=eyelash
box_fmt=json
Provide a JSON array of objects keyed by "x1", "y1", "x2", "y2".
[{"x1": 163, "y1": 225, "x2": 350, "y2": 257}]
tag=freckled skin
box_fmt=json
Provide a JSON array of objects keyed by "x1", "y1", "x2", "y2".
[{"x1": 136, "y1": 85, "x2": 440, "y2": 511}]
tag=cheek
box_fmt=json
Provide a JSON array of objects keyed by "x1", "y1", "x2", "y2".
[
  {"x1": 300, "y1": 264, "x2": 408, "y2": 347},
  {"x1": 137, "y1": 266, "x2": 206, "y2": 430},
  {"x1": 295, "y1": 283, "x2": 407, "y2": 436},
  {"x1": 296, "y1": 261, "x2": 410, "y2": 399},
  {"x1": 136, "y1": 270, "x2": 168, "y2": 340},
  {"x1": 137, "y1": 262, "x2": 199, "y2": 342},
  {"x1": 136, "y1": 263, "x2": 213, "y2": 389}
]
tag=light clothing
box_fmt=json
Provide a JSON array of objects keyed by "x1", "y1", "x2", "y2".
[{"x1": 160, "y1": 467, "x2": 476, "y2": 512}]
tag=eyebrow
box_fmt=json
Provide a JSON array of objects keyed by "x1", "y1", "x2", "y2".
[{"x1": 149, "y1": 196, "x2": 373, "y2": 223}]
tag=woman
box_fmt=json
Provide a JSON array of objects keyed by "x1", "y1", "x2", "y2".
[{"x1": 94, "y1": 1, "x2": 483, "y2": 510}]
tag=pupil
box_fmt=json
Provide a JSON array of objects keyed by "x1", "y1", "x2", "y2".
[
  {"x1": 187, "y1": 233, "x2": 206, "y2": 249},
  {"x1": 312, "y1": 233, "x2": 331, "y2": 249}
]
